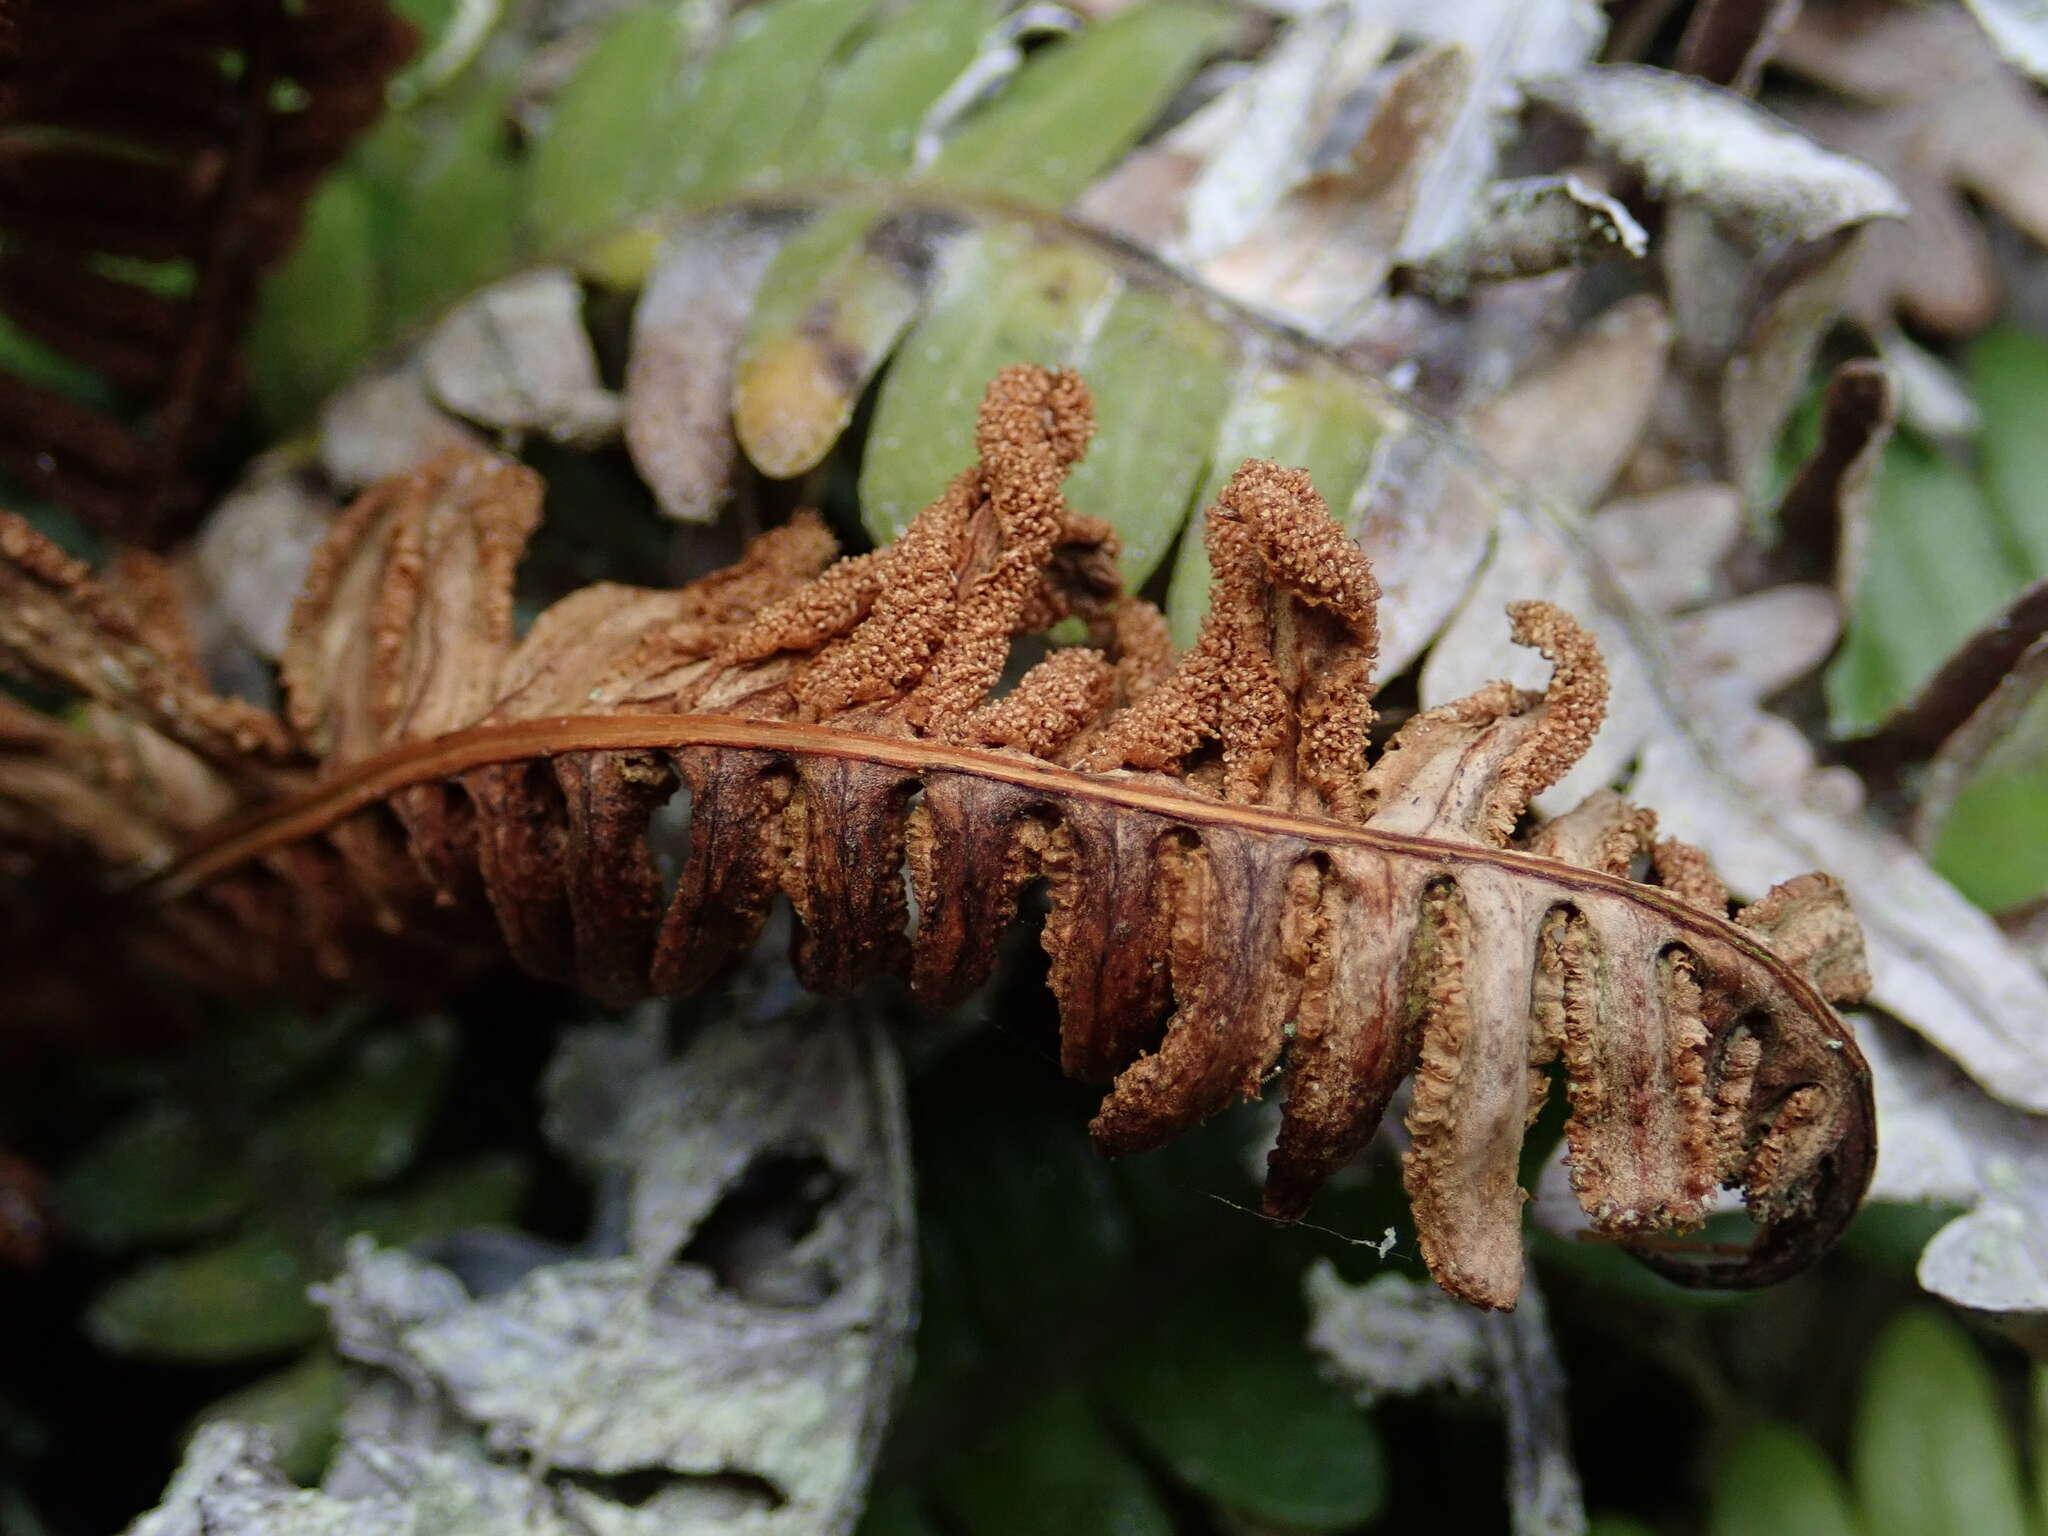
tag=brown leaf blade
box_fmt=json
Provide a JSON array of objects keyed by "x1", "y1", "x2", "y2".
[{"x1": 2, "y1": 369, "x2": 1875, "y2": 1310}]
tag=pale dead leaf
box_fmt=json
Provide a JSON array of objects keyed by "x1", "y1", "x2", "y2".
[
  {"x1": 317, "y1": 362, "x2": 483, "y2": 491},
  {"x1": 1198, "y1": 42, "x2": 1475, "y2": 336},
  {"x1": 1363, "y1": 0, "x2": 1608, "y2": 260},
  {"x1": 1775, "y1": 1, "x2": 2048, "y2": 335},
  {"x1": 422, "y1": 269, "x2": 624, "y2": 446},
  {"x1": 193, "y1": 457, "x2": 337, "y2": 661},
  {"x1": 626, "y1": 216, "x2": 790, "y2": 523},
  {"x1": 312, "y1": 1002, "x2": 913, "y2": 1535},
  {"x1": 1859, "y1": 1017, "x2": 2048, "y2": 1322},
  {"x1": 1409, "y1": 310, "x2": 2048, "y2": 1122},
  {"x1": 1526, "y1": 64, "x2": 1906, "y2": 247},
  {"x1": 1962, "y1": 0, "x2": 2048, "y2": 82},
  {"x1": 1400, "y1": 174, "x2": 1648, "y2": 301}
]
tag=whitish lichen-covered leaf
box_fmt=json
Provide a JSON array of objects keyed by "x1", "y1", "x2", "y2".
[
  {"x1": 125, "y1": 1423, "x2": 573, "y2": 1536},
  {"x1": 190, "y1": 1351, "x2": 348, "y2": 1489},
  {"x1": 1525, "y1": 66, "x2": 1905, "y2": 248},
  {"x1": 1521, "y1": 67, "x2": 1903, "y2": 516},
  {"x1": 313, "y1": 1005, "x2": 913, "y2": 1534}
]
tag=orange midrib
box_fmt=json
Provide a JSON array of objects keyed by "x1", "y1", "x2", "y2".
[{"x1": 145, "y1": 711, "x2": 1854, "y2": 1052}]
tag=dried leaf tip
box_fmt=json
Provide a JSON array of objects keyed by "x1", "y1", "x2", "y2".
[{"x1": 1083, "y1": 457, "x2": 1381, "y2": 820}]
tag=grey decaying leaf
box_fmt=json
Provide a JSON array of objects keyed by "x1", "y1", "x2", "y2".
[
  {"x1": 1398, "y1": 174, "x2": 1648, "y2": 301},
  {"x1": 1961, "y1": 0, "x2": 2048, "y2": 83},
  {"x1": 422, "y1": 269, "x2": 625, "y2": 447},
  {"x1": 316, "y1": 362, "x2": 482, "y2": 492},
  {"x1": 1524, "y1": 65, "x2": 1906, "y2": 248},
  {"x1": 1196, "y1": 41, "x2": 1475, "y2": 337},
  {"x1": 1078, "y1": 0, "x2": 1605, "y2": 337},
  {"x1": 1858, "y1": 1016, "x2": 2048, "y2": 1326},
  {"x1": 127, "y1": 1001, "x2": 914, "y2": 1536},
  {"x1": 626, "y1": 215, "x2": 791, "y2": 522},
  {"x1": 1362, "y1": 0, "x2": 1608, "y2": 261},
  {"x1": 1773, "y1": 1, "x2": 2048, "y2": 336},
  {"x1": 1519, "y1": 65, "x2": 1903, "y2": 514},
  {"x1": 193, "y1": 457, "x2": 337, "y2": 661},
  {"x1": 1308, "y1": 1260, "x2": 1589, "y2": 1536}
]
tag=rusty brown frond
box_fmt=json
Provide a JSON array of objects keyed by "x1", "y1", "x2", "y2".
[
  {"x1": 0, "y1": 0, "x2": 416, "y2": 542},
  {"x1": 0, "y1": 366, "x2": 1874, "y2": 1309}
]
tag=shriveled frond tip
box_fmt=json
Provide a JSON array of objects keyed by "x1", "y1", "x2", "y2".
[
  {"x1": 1503, "y1": 599, "x2": 1607, "y2": 800},
  {"x1": 1652, "y1": 837, "x2": 1730, "y2": 913},
  {"x1": 1218, "y1": 460, "x2": 1380, "y2": 651},
  {"x1": 978, "y1": 363, "x2": 1095, "y2": 474},
  {"x1": 1737, "y1": 872, "x2": 1870, "y2": 1005}
]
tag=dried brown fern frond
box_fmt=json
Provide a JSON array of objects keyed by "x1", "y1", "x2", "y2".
[
  {"x1": 0, "y1": 0, "x2": 416, "y2": 542},
  {"x1": 0, "y1": 366, "x2": 1874, "y2": 1309}
]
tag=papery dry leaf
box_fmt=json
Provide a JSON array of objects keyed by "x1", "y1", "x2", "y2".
[
  {"x1": 422, "y1": 270, "x2": 624, "y2": 447},
  {"x1": 1856, "y1": 1016, "x2": 2048, "y2": 1324},
  {"x1": 1773, "y1": 0, "x2": 2048, "y2": 336},
  {"x1": 1076, "y1": 0, "x2": 1608, "y2": 339},
  {"x1": 628, "y1": 217, "x2": 791, "y2": 522},
  {"x1": 0, "y1": 367, "x2": 1874, "y2": 1310}
]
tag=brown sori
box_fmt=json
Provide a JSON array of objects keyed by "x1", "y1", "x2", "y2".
[{"x1": 0, "y1": 365, "x2": 1875, "y2": 1309}]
